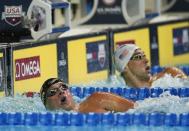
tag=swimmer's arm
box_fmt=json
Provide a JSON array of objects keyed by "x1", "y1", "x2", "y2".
[
  {"x1": 152, "y1": 67, "x2": 187, "y2": 81},
  {"x1": 86, "y1": 92, "x2": 134, "y2": 112}
]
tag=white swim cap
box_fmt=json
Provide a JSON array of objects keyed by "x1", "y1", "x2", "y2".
[{"x1": 114, "y1": 44, "x2": 139, "y2": 72}]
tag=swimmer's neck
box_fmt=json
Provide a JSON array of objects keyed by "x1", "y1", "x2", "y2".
[
  {"x1": 124, "y1": 76, "x2": 151, "y2": 88},
  {"x1": 122, "y1": 70, "x2": 152, "y2": 88},
  {"x1": 126, "y1": 80, "x2": 151, "y2": 88}
]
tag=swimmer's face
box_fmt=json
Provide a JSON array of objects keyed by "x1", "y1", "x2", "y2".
[
  {"x1": 45, "y1": 82, "x2": 75, "y2": 111},
  {"x1": 126, "y1": 48, "x2": 151, "y2": 81}
]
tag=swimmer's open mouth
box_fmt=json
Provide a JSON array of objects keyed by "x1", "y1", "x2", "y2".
[
  {"x1": 146, "y1": 66, "x2": 150, "y2": 72},
  {"x1": 61, "y1": 96, "x2": 67, "y2": 104}
]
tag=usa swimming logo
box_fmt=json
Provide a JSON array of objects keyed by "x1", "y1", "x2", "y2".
[{"x1": 2, "y1": 5, "x2": 25, "y2": 26}]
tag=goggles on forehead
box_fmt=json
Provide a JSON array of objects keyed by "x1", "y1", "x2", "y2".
[
  {"x1": 46, "y1": 83, "x2": 69, "y2": 97},
  {"x1": 130, "y1": 53, "x2": 145, "y2": 61}
]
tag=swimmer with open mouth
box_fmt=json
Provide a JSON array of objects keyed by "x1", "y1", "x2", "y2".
[{"x1": 40, "y1": 78, "x2": 134, "y2": 113}]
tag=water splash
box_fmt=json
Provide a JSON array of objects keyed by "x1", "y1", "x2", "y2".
[
  {"x1": 0, "y1": 91, "x2": 189, "y2": 114},
  {"x1": 0, "y1": 74, "x2": 188, "y2": 113},
  {"x1": 128, "y1": 91, "x2": 189, "y2": 114},
  {"x1": 0, "y1": 94, "x2": 83, "y2": 113},
  {"x1": 0, "y1": 94, "x2": 46, "y2": 113},
  {"x1": 151, "y1": 74, "x2": 189, "y2": 88}
]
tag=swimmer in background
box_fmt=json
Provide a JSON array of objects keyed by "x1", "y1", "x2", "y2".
[
  {"x1": 114, "y1": 44, "x2": 188, "y2": 88},
  {"x1": 40, "y1": 78, "x2": 134, "y2": 113}
]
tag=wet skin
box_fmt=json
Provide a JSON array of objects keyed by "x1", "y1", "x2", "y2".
[{"x1": 45, "y1": 82, "x2": 134, "y2": 113}]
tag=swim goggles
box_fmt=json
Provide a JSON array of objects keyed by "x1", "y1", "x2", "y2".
[
  {"x1": 130, "y1": 53, "x2": 145, "y2": 61},
  {"x1": 46, "y1": 83, "x2": 69, "y2": 97}
]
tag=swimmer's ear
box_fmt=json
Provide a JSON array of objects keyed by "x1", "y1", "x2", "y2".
[
  {"x1": 123, "y1": 65, "x2": 129, "y2": 73},
  {"x1": 125, "y1": 65, "x2": 129, "y2": 71},
  {"x1": 125, "y1": 65, "x2": 133, "y2": 75}
]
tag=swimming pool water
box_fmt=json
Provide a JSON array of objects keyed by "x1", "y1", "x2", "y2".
[
  {"x1": 0, "y1": 111, "x2": 189, "y2": 131},
  {"x1": 0, "y1": 66, "x2": 189, "y2": 130},
  {"x1": 1, "y1": 87, "x2": 189, "y2": 114}
]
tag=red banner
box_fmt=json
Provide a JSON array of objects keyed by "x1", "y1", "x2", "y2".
[{"x1": 15, "y1": 56, "x2": 41, "y2": 81}]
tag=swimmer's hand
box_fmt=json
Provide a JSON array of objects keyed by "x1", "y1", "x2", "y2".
[{"x1": 153, "y1": 67, "x2": 187, "y2": 81}]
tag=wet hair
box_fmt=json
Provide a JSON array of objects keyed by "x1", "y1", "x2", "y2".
[{"x1": 40, "y1": 78, "x2": 63, "y2": 106}]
